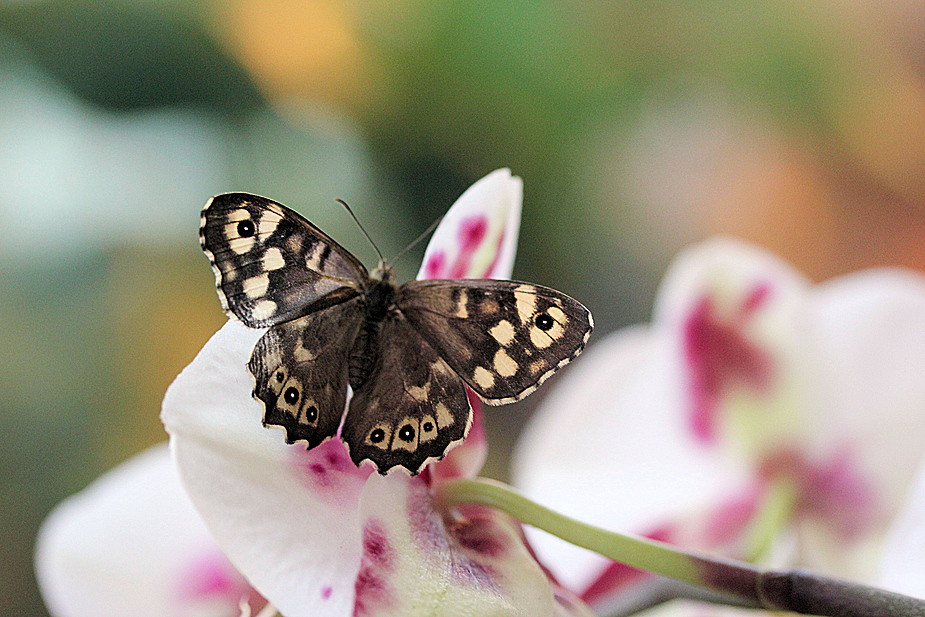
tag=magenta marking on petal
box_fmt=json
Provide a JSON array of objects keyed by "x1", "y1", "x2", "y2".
[
  {"x1": 177, "y1": 548, "x2": 267, "y2": 613},
  {"x1": 425, "y1": 251, "x2": 446, "y2": 279},
  {"x1": 449, "y1": 509, "x2": 508, "y2": 558},
  {"x1": 290, "y1": 439, "x2": 371, "y2": 506},
  {"x1": 701, "y1": 482, "x2": 762, "y2": 546},
  {"x1": 322, "y1": 585, "x2": 333, "y2": 600},
  {"x1": 459, "y1": 215, "x2": 488, "y2": 252},
  {"x1": 759, "y1": 446, "x2": 880, "y2": 540},
  {"x1": 481, "y1": 231, "x2": 506, "y2": 279},
  {"x1": 353, "y1": 519, "x2": 396, "y2": 617},
  {"x1": 683, "y1": 293, "x2": 774, "y2": 444},
  {"x1": 740, "y1": 282, "x2": 772, "y2": 316},
  {"x1": 445, "y1": 215, "x2": 490, "y2": 278}
]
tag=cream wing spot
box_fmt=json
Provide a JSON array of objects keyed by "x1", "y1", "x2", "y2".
[
  {"x1": 435, "y1": 403, "x2": 454, "y2": 429},
  {"x1": 407, "y1": 383, "x2": 430, "y2": 402},
  {"x1": 455, "y1": 291, "x2": 469, "y2": 319},
  {"x1": 293, "y1": 340, "x2": 319, "y2": 362},
  {"x1": 473, "y1": 366, "x2": 495, "y2": 390},
  {"x1": 242, "y1": 273, "x2": 270, "y2": 299},
  {"x1": 250, "y1": 299, "x2": 278, "y2": 321},
  {"x1": 489, "y1": 320, "x2": 516, "y2": 347},
  {"x1": 228, "y1": 235, "x2": 256, "y2": 255},
  {"x1": 514, "y1": 288, "x2": 538, "y2": 323},
  {"x1": 263, "y1": 247, "x2": 286, "y2": 271},
  {"x1": 257, "y1": 209, "x2": 283, "y2": 236},
  {"x1": 546, "y1": 305, "x2": 567, "y2": 324},
  {"x1": 493, "y1": 348, "x2": 518, "y2": 377}
]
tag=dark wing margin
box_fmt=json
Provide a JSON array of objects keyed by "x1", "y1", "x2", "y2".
[
  {"x1": 249, "y1": 297, "x2": 364, "y2": 449},
  {"x1": 200, "y1": 192, "x2": 368, "y2": 327},
  {"x1": 398, "y1": 279, "x2": 593, "y2": 404},
  {"x1": 341, "y1": 313, "x2": 472, "y2": 475}
]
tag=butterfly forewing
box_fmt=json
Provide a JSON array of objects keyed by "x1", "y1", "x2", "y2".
[
  {"x1": 398, "y1": 279, "x2": 593, "y2": 404},
  {"x1": 200, "y1": 193, "x2": 369, "y2": 327},
  {"x1": 250, "y1": 298, "x2": 365, "y2": 448},
  {"x1": 341, "y1": 313, "x2": 472, "y2": 474}
]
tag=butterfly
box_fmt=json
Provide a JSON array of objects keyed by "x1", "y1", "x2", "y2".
[{"x1": 200, "y1": 192, "x2": 593, "y2": 475}]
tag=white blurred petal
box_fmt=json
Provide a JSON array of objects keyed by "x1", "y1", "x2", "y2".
[
  {"x1": 418, "y1": 168, "x2": 522, "y2": 281},
  {"x1": 879, "y1": 462, "x2": 925, "y2": 598},
  {"x1": 512, "y1": 326, "x2": 745, "y2": 591},
  {"x1": 162, "y1": 321, "x2": 371, "y2": 617},
  {"x1": 35, "y1": 444, "x2": 258, "y2": 617}
]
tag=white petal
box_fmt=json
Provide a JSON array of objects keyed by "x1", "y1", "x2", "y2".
[
  {"x1": 808, "y1": 269, "x2": 925, "y2": 511},
  {"x1": 512, "y1": 326, "x2": 745, "y2": 591},
  {"x1": 417, "y1": 168, "x2": 522, "y2": 281},
  {"x1": 35, "y1": 444, "x2": 258, "y2": 617},
  {"x1": 879, "y1": 462, "x2": 925, "y2": 598},
  {"x1": 162, "y1": 320, "x2": 372, "y2": 617}
]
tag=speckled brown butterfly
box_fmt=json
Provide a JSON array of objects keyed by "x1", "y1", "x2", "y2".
[{"x1": 200, "y1": 193, "x2": 593, "y2": 474}]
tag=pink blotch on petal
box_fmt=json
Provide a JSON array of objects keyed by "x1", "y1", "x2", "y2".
[
  {"x1": 289, "y1": 439, "x2": 372, "y2": 506},
  {"x1": 701, "y1": 482, "x2": 762, "y2": 546},
  {"x1": 447, "y1": 215, "x2": 490, "y2": 279},
  {"x1": 178, "y1": 549, "x2": 266, "y2": 612},
  {"x1": 425, "y1": 251, "x2": 446, "y2": 279},
  {"x1": 353, "y1": 519, "x2": 396, "y2": 617},
  {"x1": 482, "y1": 231, "x2": 506, "y2": 279},
  {"x1": 759, "y1": 446, "x2": 880, "y2": 540},
  {"x1": 683, "y1": 291, "x2": 774, "y2": 444},
  {"x1": 322, "y1": 585, "x2": 333, "y2": 600}
]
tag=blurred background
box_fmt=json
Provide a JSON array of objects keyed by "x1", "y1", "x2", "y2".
[{"x1": 3, "y1": 1, "x2": 925, "y2": 614}]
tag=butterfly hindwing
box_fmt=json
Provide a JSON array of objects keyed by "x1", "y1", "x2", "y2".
[
  {"x1": 200, "y1": 193, "x2": 368, "y2": 327},
  {"x1": 398, "y1": 279, "x2": 593, "y2": 404},
  {"x1": 341, "y1": 313, "x2": 472, "y2": 474},
  {"x1": 249, "y1": 297, "x2": 365, "y2": 448}
]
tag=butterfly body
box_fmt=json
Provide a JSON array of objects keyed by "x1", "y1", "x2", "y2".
[{"x1": 201, "y1": 192, "x2": 593, "y2": 474}]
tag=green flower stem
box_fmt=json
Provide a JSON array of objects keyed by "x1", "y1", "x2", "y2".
[
  {"x1": 437, "y1": 477, "x2": 925, "y2": 617},
  {"x1": 743, "y1": 475, "x2": 799, "y2": 562}
]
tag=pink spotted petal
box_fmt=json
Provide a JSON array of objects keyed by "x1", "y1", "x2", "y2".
[
  {"x1": 162, "y1": 320, "x2": 373, "y2": 617},
  {"x1": 653, "y1": 237, "x2": 811, "y2": 458},
  {"x1": 351, "y1": 473, "x2": 578, "y2": 617},
  {"x1": 418, "y1": 168, "x2": 522, "y2": 282},
  {"x1": 35, "y1": 444, "x2": 264, "y2": 617}
]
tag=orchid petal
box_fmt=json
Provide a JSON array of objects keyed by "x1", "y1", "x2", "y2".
[
  {"x1": 35, "y1": 444, "x2": 262, "y2": 617},
  {"x1": 162, "y1": 320, "x2": 372, "y2": 617},
  {"x1": 879, "y1": 462, "x2": 925, "y2": 598},
  {"x1": 513, "y1": 326, "x2": 746, "y2": 592},
  {"x1": 352, "y1": 473, "x2": 569, "y2": 616},
  {"x1": 418, "y1": 168, "x2": 522, "y2": 281},
  {"x1": 808, "y1": 269, "x2": 925, "y2": 514},
  {"x1": 654, "y1": 237, "x2": 812, "y2": 458}
]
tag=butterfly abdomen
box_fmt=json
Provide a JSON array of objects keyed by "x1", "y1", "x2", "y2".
[{"x1": 348, "y1": 275, "x2": 399, "y2": 390}]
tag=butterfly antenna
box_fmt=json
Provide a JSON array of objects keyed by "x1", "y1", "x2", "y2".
[
  {"x1": 335, "y1": 199, "x2": 385, "y2": 264},
  {"x1": 389, "y1": 214, "x2": 444, "y2": 267}
]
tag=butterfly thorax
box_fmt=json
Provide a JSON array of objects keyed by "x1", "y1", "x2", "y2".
[
  {"x1": 363, "y1": 264, "x2": 398, "y2": 322},
  {"x1": 348, "y1": 263, "x2": 399, "y2": 391}
]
